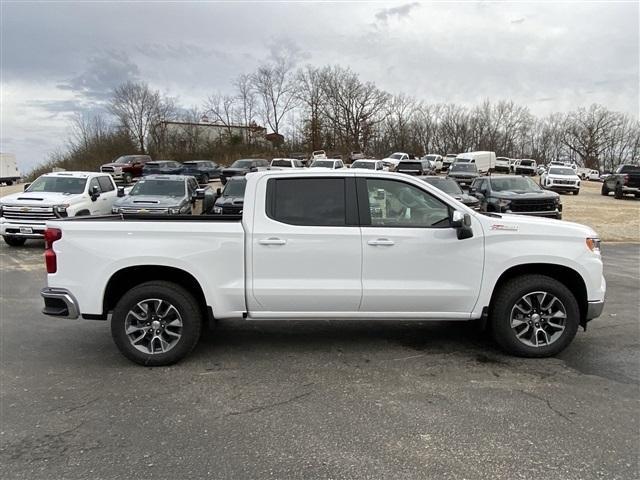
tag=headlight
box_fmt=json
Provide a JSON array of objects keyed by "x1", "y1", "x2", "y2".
[
  {"x1": 168, "y1": 207, "x2": 181, "y2": 214},
  {"x1": 586, "y1": 237, "x2": 601, "y2": 255},
  {"x1": 213, "y1": 206, "x2": 223, "y2": 214},
  {"x1": 112, "y1": 207, "x2": 121, "y2": 214},
  {"x1": 54, "y1": 204, "x2": 68, "y2": 217}
]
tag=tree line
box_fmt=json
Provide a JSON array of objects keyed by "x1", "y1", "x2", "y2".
[{"x1": 28, "y1": 59, "x2": 639, "y2": 179}]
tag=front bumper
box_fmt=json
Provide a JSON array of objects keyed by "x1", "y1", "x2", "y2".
[
  {"x1": 1, "y1": 220, "x2": 46, "y2": 238},
  {"x1": 41, "y1": 288, "x2": 80, "y2": 319},
  {"x1": 546, "y1": 184, "x2": 579, "y2": 192},
  {"x1": 586, "y1": 300, "x2": 605, "y2": 320}
]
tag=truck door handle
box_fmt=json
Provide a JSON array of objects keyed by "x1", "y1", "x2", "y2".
[
  {"x1": 259, "y1": 237, "x2": 287, "y2": 246},
  {"x1": 368, "y1": 238, "x2": 395, "y2": 246}
]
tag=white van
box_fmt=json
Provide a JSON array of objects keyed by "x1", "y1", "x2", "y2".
[
  {"x1": 0, "y1": 153, "x2": 21, "y2": 186},
  {"x1": 454, "y1": 151, "x2": 496, "y2": 174}
]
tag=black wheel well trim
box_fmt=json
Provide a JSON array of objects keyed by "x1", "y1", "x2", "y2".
[
  {"x1": 103, "y1": 265, "x2": 210, "y2": 323},
  {"x1": 488, "y1": 263, "x2": 589, "y2": 329},
  {"x1": 75, "y1": 209, "x2": 91, "y2": 216}
]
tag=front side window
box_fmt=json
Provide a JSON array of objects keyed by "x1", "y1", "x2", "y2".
[
  {"x1": 267, "y1": 178, "x2": 346, "y2": 226},
  {"x1": 97, "y1": 176, "x2": 114, "y2": 192},
  {"x1": 363, "y1": 178, "x2": 450, "y2": 228}
]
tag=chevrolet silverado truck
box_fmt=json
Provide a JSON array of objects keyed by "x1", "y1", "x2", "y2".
[
  {"x1": 40, "y1": 170, "x2": 605, "y2": 366},
  {"x1": 1, "y1": 171, "x2": 118, "y2": 246},
  {"x1": 601, "y1": 164, "x2": 640, "y2": 199}
]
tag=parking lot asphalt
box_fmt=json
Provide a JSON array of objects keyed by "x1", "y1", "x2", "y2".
[{"x1": 0, "y1": 242, "x2": 638, "y2": 480}]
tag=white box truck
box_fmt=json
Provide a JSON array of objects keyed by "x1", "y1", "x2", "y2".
[
  {"x1": 0, "y1": 153, "x2": 21, "y2": 186},
  {"x1": 454, "y1": 151, "x2": 496, "y2": 174}
]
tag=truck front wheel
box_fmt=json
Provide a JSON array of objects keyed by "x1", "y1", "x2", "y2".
[
  {"x1": 111, "y1": 281, "x2": 202, "y2": 366},
  {"x1": 490, "y1": 275, "x2": 579, "y2": 357},
  {"x1": 3, "y1": 235, "x2": 27, "y2": 247},
  {"x1": 614, "y1": 185, "x2": 624, "y2": 199}
]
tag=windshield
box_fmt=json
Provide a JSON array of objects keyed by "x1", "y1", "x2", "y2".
[
  {"x1": 230, "y1": 160, "x2": 253, "y2": 168},
  {"x1": 519, "y1": 160, "x2": 535, "y2": 166},
  {"x1": 182, "y1": 162, "x2": 200, "y2": 167},
  {"x1": 455, "y1": 158, "x2": 471, "y2": 163},
  {"x1": 351, "y1": 161, "x2": 375, "y2": 169},
  {"x1": 398, "y1": 162, "x2": 422, "y2": 169},
  {"x1": 115, "y1": 156, "x2": 138, "y2": 164},
  {"x1": 129, "y1": 179, "x2": 185, "y2": 197},
  {"x1": 490, "y1": 177, "x2": 541, "y2": 192},
  {"x1": 423, "y1": 177, "x2": 463, "y2": 195},
  {"x1": 618, "y1": 165, "x2": 640, "y2": 173},
  {"x1": 424, "y1": 155, "x2": 438, "y2": 161},
  {"x1": 389, "y1": 153, "x2": 404, "y2": 160},
  {"x1": 549, "y1": 167, "x2": 575, "y2": 175},
  {"x1": 271, "y1": 160, "x2": 292, "y2": 167},
  {"x1": 450, "y1": 163, "x2": 477, "y2": 172},
  {"x1": 26, "y1": 176, "x2": 87, "y2": 194},
  {"x1": 223, "y1": 179, "x2": 246, "y2": 197},
  {"x1": 310, "y1": 160, "x2": 334, "y2": 168}
]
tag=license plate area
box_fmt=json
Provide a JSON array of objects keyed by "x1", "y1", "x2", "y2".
[{"x1": 19, "y1": 227, "x2": 33, "y2": 234}]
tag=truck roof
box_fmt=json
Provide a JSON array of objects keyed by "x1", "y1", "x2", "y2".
[
  {"x1": 140, "y1": 174, "x2": 192, "y2": 181},
  {"x1": 42, "y1": 171, "x2": 108, "y2": 178}
]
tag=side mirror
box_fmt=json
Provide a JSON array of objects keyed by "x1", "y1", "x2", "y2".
[
  {"x1": 90, "y1": 185, "x2": 100, "y2": 201},
  {"x1": 23, "y1": 183, "x2": 31, "y2": 191},
  {"x1": 451, "y1": 211, "x2": 473, "y2": 240},
  {"x1": 117, "y1": 187, "x2": 125, "y2": 197},
  {"x1": 193, "y1": 188, "x2": 206, "y2": 201}
]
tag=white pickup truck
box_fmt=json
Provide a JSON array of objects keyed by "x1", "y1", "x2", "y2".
[
  {"x1": 40, "y1": 170, "x2": 606, "y2": 366},
  {"x1": 1, "y1": 171, "x2": 118, "y2": 246}
]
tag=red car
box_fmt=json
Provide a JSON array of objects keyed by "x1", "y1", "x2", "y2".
[{"x1": 100, "y1": 155, "x2": 151, "y2": 184}]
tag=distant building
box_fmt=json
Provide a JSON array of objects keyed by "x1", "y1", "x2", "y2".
[{"x1": 157, "y1": 119, "x2": 270, "y2": 147}]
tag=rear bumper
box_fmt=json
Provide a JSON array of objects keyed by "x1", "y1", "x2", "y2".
[{"x1": 41, "y1": 288, "x2": 80, "y2": 319}]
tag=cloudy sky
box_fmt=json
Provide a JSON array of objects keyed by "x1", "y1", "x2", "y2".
[{"x1": 1, "y1": 1, "x2": 638, "y2": 172}]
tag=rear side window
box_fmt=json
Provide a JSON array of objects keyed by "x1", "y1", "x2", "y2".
[
  {"x1": 97, "y1": 176, "x2": 114, "y2": 192},
  {"x1": 267, "y1": 178, "x2": 346, "y2": 226}
]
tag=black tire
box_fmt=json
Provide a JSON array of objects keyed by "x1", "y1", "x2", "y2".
[
  {"x1": 6, "y1": 180, "x2": 13, "y2": 186},
  {"x1": 220, "y1": 176, "x2": 227, "y2": 185},
  {"x1": 490, "y1": 275, "x2": 579, "y2": 357},
  {"x1": 201, "y1": 174, "x2": 209, "y2": 184},
  {"x1": 123, "y1": 173, "x2": 133, "y2": 185},
  {"x1": 111, "y1": 281, "x2": 202, "y2": 366},
  {"x1": 614, "y1": 185, "x2": 623, "y2": 199},
  {"x1": 3, "y1": 235, "x2": 27, "y2": 247},
  {"x1": 601, "y1": 183, "x2": 609, "y2": 196},
  {"x1": 573, "y1": 189, "x2": 579, "y2": 195}
]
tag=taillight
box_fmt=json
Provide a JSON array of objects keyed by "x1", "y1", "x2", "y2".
[{"x1": 44, "y1": 228, "x2": 62, "y2": 274}]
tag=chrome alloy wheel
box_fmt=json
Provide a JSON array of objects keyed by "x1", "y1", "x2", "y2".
[
  {"x1": 510, "y1": 291, "x2": 567, "y2": 348},
  {"x1": 124, "y1": 298, "x2": 183, "y2": 354}
]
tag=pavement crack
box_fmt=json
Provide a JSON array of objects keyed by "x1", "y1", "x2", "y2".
[
  {"x1": 519, "y1": 390, "x2": 574, "y2": 423},
  {"x1": 228, "y1": 391, "x2": 313, "y2": 416}
]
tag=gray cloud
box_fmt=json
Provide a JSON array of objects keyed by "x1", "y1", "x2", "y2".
[
  {"x1": 511, "y1": 17, "x2": 526, "y2": 24},
  {"x1": 375, "y1": 2, "x2": 421, "y2": 24}
]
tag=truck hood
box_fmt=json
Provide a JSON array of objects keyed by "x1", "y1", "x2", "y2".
[
  {"x1": 113, "y1": 195, "x2": 185, "y2": 208},
  {"x1": 483, "y1": 212, "x2": 597, "y2": 238},
  {"x1": 215, "y1": 196, "x2": 244, "y2": 207},
  {"x1": 0, "y1": 191, "x2": 86, "y2": 206},
  {"x1": 101, "y1": 162, "x2": 129, "y2": 169},
  {"x1": 447, "y1": 172, "x2": 478, "y2": 178},
  {"x1": 222, "y1": 167, "x2": 249, "y2": 175},
  {"x1": 492, "y1": 190, "x2": 558, "y2": 200}
]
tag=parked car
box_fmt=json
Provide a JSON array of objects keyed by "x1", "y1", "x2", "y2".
[
  {"x1": 540, "y1": 166, "x2": 581, "y2": 195},
  {"x1": 514, "y1": 159, "x2": 537, "y2": 176},
  {"x1": 179, "y1": 160, "x2": 221, "y2": 184},
  {"x1": 422, "y1": 154, "x2": 444, "y2": 172},
  {"x1": 447, "y1": 162, "x2": 479, "y2": 188},
  {"x1": 601, "y1": 164, "x2": 640, "y2": 199},
  {"x1": 311, "y1": 150, "x2": 327, "y2": 160},
  {"x1": 442, "y1": 154, "x2": 458, "y2": 172},
  {"x1": 270, "y1": 158, "x2": 305, "y2": 169},
  {"x1": 100, "y1": 155, "x2": 152, "y2": 184},
  {"x1": 288, "y1": 153, "x2": 309, "y2": 166},
  {"x1": 351, "y1": 160, "x2": 388, "y2": 171},
  {"x1": 455, "y1": 151, "x2": 496, "y2": 174},
  {"x1": 41, "y1": 169, "x2": 605, "y2": 366},
  {"x1": 470, "y1": 175, "x2": 562, "y2": 219},
  {"x1": 0, "y1": 171, "x2": 117, "y2": 246},
  {"x1": 112, "y1": 175, "x2": 212, "y2": 215},
  {"x1": 587, "y1": 170, "x2": 601, "y2": 181},
  {"x1": 495, "y1": 157, "x2": 511, "y2": 174},
  {"x1": 0, "y1": 153, "x2": 21, "y2": 186},
  {"x1": 309, "y1": 159, "x2": 345, "y2": 169},
  {"x1": 349, "y1": 151, "x2": 366, "y2": 162},
  {"x1": 418, "y1": 176, "x2": 480, "y2": 210},
  {"x1": 382, "y1": 152, "x2": 410, "y2": 169},
  {"x1": 396, "y1": 159, "x2": 435, "y2": 176},
  {"x1": 220, "y1": 159, "x2": 270, "y2": 185},
  {"x1": 212, "y1": 177, "x2": 246, "y2": 215},
  {"x1": 509, "y1": 158, "x2": 519, "y2": 173},
  {"x1": 142, "y1": 160, "x2": 183, "y2": 176}
]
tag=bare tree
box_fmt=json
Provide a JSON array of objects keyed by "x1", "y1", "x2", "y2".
[
  {"x1": 108, "y1": 81, "x2": 174, "y2": 154},
  {"x1": 234, "y1": 74, "x2": 256, "y2": 128},
  {"x1": 251, "y1": 57, "x2": 299, "y2": 135},
  {"x1": 296, "y1": 65, "x2": 325, "y2": 150},
  {"x1": 204, "y1": 92, "x2": 238, "y2": 137}
]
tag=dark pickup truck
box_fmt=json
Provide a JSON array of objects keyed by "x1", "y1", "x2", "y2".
[{"x1": 601, "y1": 164, "x2": 640, "y2": 199}]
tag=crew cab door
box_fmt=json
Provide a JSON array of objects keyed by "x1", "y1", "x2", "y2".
[
  {"x1": 95, "y1": 176, "x2": 117, "y2": 214},
  {"x1": 248, "y1": 175, "x2": 362, "y2": 314},
  {"x1": 357, "y1": 176, "x2": 484, "y2": 316}
]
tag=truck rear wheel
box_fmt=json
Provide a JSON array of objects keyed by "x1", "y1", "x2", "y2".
[
  {"x1": 601, "y1": 183, "x2": 610, "y2": 196},
  {"x1": 111, "y1": 281, "x2": 202, "y2": 366},
  {"x1": 614, "y1": 185, "x2": 623, "y2": 199},
  {"x1": 3, "y1": 235, "x2": 27, "y2": 247},
  {"x1": 490, "y1": 275, "x2": 579, "y2": 357}
]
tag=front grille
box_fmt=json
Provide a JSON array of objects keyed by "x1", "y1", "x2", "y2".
[
  {"x1": 2, "y1": 205, "x2": 56, "y2": 223},
  {"x1": 120, "y1": 207, "x2": 168, "y2": 214},
  {"x1": 552, "y1": 179, "x2": 576, "y2": 185},
  {"x1": 101, "y1": 166, "x2": 115, "y2": 173},
  {"x1": 510, "y1": 199, "x2": 556, "y2": 212}
]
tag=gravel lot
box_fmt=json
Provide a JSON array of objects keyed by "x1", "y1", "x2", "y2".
[{"x1": 1, "y1": 237, "x2": 639, "y2": 479}]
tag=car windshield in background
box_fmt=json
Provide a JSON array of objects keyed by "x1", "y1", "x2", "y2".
[
  {"x1": 423, "y1": 177, "x2": 463, "y2": 195},
  {"x1": 311, "y1": 160, "x2": 334, "y2": 168},
  {"x1": 129, "y1": 179, "x2": 185, "y2": 197},
  {"x1": 398, "y1": 162, "x2": 422, "y2": 169},
  {"x1": 549, "y1": 167, "x2": 576, "y2": 175},
  {"x1": 27, "y1": 176, "x2": 87, "y2": 194},
  {"x1": 115, "y1": 156, "x2": 136, "y2": 164},
  {"x1": 182, "y1": 162, "x2": 200, "y2": 167},
  {"x1": 351, "y1": 161, "x2": 375, "y2": 169},
  {"x1": 389, "y1": 153, "x2": 404, "y2": 160},
  {"x1": 230, "y1": 160, "x2": 253, "y2": 168},
  {"x1": 450, "y1": 163, "x2": 477, "y2": 172},
  {"x1": 223, "y1": 180, "x2": 247, "y2": 197},
  {"x1": 424, "y1": 155, "x2": 438, "y2": 161},
  {"x1": 455, "y1": 158, "x2": 471, "y2": 163},
  {"x1": 520, "y1": 160, "x2": 535, "y2": 166},
  {"x1": 490, "y1": 177, "x2": 541, "y2": 192},
  {"x1": 271, "y1": 160, "x2": 292, "y2": 167},
  {"x1": 619, "y1": 165, "x2": 640, "y2": 173}
]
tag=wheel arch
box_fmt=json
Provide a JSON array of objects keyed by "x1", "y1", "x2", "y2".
[
  {"x1": 103, "y1": 265, "x2": 210, "y2": 323},
  {"x1": 488, "y1": 263, "x2": 588, "y2": 327}
]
